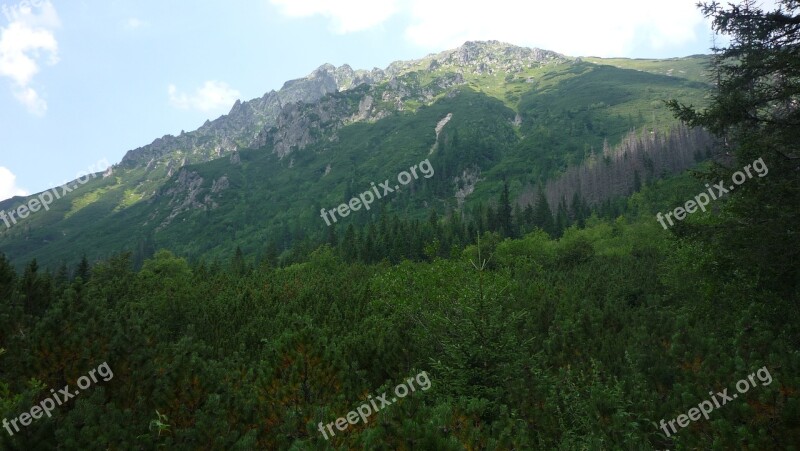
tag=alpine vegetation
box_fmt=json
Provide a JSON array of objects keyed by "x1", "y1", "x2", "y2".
[
  {"x1": 318, "y1": 371, "x2": 431, "y2": 440},
  {"x1": 656, "y1": 157, "x2": 768, "y2": 230},
  {"x1": 320, "y1": 159, "x2": 434, "y2": 226},
  {"x1": 658, "y1": 366, "x2": 773, "y2": 437},
  {"x1": 0, "y1": 158, "x2": 110, "y2": 231},
  {"x1": 2, "y1": 362, "x2": 113, "y2": 437}
]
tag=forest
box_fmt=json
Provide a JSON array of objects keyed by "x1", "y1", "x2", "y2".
[
  {"x1": 1, "y1": 1, "x2": 799, "y2": 450},
  {"x1": 0, "y1": 198, "x2": 797, "y2": 449}
]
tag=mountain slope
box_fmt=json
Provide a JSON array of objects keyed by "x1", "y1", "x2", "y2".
[{"x1": 0, "y1": 41, "x2": 711, "y2": 268}]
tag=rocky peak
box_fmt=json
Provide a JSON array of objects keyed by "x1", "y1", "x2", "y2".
[
  {"x1": 120, "y1": 41, "x2": 564, "y2": 173},
  {"x1": 228, "y1": 99, "x2": 244, "y2": 115},
  {"x1": 434, "y1": 40, "x2": 564, "y2": 73}
]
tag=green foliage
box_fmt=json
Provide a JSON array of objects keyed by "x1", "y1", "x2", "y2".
[
  {"x1": 0, "y1": 26, "x2": 796, "y2": 448},
  {"x1": 667, "y1": 0, "x2": 800, "y2": 298},
  {"x1": 0, "y1": 56, "x2": 711, "y2": 271},
  {"x1": 0, "y1": 183, "x2": 798, "y2": 448}
]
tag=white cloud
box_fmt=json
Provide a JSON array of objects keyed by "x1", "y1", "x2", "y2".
[
  {"x1": 0, "y1": 0, "x2": 59, "y2": 115},
  {"x1": 0, "y1": 166, "x2": 28, "y2": 202},
  {"x1": 269, "y1": 0, "x2": 710, "y2": 57},
  {"x1": 13, "y1": 85, "x2": 46, "y2": 115},
  {"x1": 124, "y1": 17, "x2": 147, "y2": 31},
  {"x1": 269, "y1": 0, "x2": 399, "y2": 33},
  {"x1": 168, "y1": 81, "x2": 241, "y2": 113},
  {"x1": 402, "y1": 0, "x2": 706, "y2": 57}
]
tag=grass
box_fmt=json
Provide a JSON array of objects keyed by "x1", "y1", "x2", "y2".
[{"x1": 0, "y1": 55, "x2": 713, "y2": 269}]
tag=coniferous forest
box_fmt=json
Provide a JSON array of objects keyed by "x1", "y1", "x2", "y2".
[{"x1": 1, "y1": 1, "x2": 800, "y2": 450}]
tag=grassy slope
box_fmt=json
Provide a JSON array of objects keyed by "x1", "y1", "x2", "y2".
[
  {"x1": 0, "y1": 56, "x2": 711, "y2": 269},
  {"x1": 584, "y1": 54, "x2": 711, "y2": 83}
]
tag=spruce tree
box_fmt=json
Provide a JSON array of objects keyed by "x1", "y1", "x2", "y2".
[
  {"x1": 668, "y1": 0, "x2": 800, "y2": 295},
  {"x1": 74, "y1": 254, "x2": 91, "y2": 283},
  {"x1": 0, "y1": 253, "x2": 16, "y2": 303},
  {"x1": 533, "y1": 188, "x2": 555, "y2": 236},
  {"x1": 498, "y1": 182, "x2": 513, "y2": 237}
]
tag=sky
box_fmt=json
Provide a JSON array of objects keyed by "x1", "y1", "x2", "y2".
[{"x1": 0, "y1": 0, "x2": 774, "y2": 201}]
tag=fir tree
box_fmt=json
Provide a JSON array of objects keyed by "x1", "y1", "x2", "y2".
[
  {"x1": 498, "y1": 182, "x2": 514, "y2": 237},
  {"x1": 532, "y1": 188, "x2": 555, "y2": 236}
]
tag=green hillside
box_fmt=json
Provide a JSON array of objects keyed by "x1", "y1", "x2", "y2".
[
  {"x1": 0, "y1": 167, "x2": 797, "y2": 448},
  {"x1": 0, "y1": 55, "x2": 710, "y2": 269}
]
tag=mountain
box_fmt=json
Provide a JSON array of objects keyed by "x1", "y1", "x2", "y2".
[
  {"x1": 0, "y1": 41, "x2": 711, "y2": 268},
  {"x1": 120, "y1": 41, "x2": 565, "y2": 171},
  {"x1": 5, "y1": 4, "x2": 799, "y2": 447}
]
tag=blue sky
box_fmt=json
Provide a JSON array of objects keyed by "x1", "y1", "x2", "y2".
[{"x1": 0, "y1": 0, "x2": 769, "y2": 201}]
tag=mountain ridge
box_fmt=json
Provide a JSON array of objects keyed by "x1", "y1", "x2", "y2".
[
  {"x1": 0, "y1": 41, "x2": 711, "y2": 268},
  {"x1": 120, "y1": 41, "x2": 566, "y2": 170}
]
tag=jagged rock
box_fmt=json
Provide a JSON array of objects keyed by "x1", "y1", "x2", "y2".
[
  {"x1": 355, "y1": 95, "x2": 374, "y2": 121},
  {"x1": 157, "y1": 169, "x2": 206, "y2": 229},
  {"x1": 118, "y1": 41, "x2": 566, "y2": 182},
  {"x1": 454, "y1": 168, "x2": 482, "y2": 209},
  {"x1": 211, "y1": 176, "x2": 229, "y2": 193}
]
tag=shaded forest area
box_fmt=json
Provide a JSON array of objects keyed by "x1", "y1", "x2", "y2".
[{"x1": 0, "y1": 213, "x2": 798, "y2": 449}]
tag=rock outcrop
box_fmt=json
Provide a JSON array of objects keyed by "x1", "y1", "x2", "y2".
[{"x1": 119, "y1": 41, "x2": 566, "y2": 182}]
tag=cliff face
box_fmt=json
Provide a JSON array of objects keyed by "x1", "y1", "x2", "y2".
[{"x1": 120, "y1": 63, "x2": 364, "y2": 169}]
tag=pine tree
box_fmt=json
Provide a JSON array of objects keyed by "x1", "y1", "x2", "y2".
[
  {"x1": 132, "y1": 233, "x2": 157, "y2": 270},
  {"x1": 262, "y1": 240, "x2": 280, "y2": 268},
  {"x1": 428, "y1": 209, "x2": 440, "y2": 230},
  {"x1": 326, "y1": 224, "x2": 338, "y2": 247},
  {"x1": 522, "y1": 203, "x2": 535, "y2": 235},
  {"x1": 21, "y1": 259, "x2": 49, "y2": 316},
  {"x1": 341, "y1": 224, "x2": 358, "y2": 262},
  {"x1": 74, "y1": 254, "x2": 91, "y2": 283},
  {"x1": 570, "y1": 192, "x2": 587, "y2": 228},
  {"x1": 668, "y1": 0, "x2": 800, "y2": 295},
  {"x1": 54, "y1": 262, "x2": 69, "y2": 292},
  {"x1": 0, "y1": 253, "x2": 16, "y2": 304},
  {"x1": 555, "y1": 200, "x2": 570, "y2": 237},
  {"x1": 533, "y1": 188, "x2": 555, "y2": 236},
  {"x1": 498, "y1": 182, "x2": 513, "y2": 237},
  {"x1": 231, "y1": 246, "x2": 247, "y2": 276},
  {"x1": 360, "y1": 224, "x2": 376, "y2": 262},
  {"x1": 449, "y1": 210, "x2": 465, "y2": 248},
  {"x1": 486, "y1": 204, "x2": 498, "y2": 233},
  {"x1": 512, "y1": 204, "x2": 523, "y2": 238}
]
